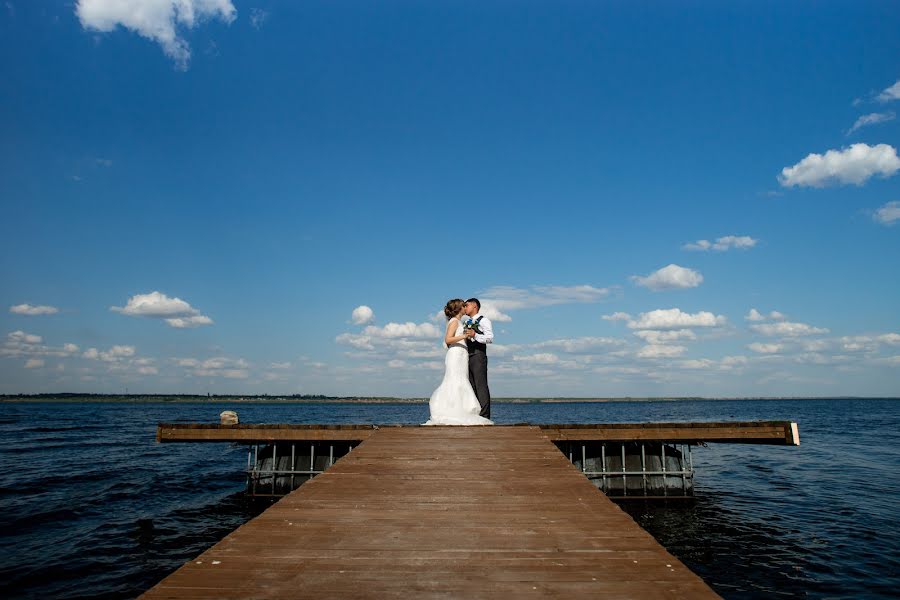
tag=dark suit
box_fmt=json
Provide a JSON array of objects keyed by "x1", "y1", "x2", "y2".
[{"x1": 466, "y1": 338, "x2": 491, "y2": 419}]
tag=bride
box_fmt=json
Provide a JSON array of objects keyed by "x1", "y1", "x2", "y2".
[{"x1": 424, "y1": 299, "x2": 494, "y2": 426}]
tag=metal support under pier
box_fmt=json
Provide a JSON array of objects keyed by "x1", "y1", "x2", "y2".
[
  {"x1": 246, "y1": 441, "x2": 359, "y2": 497},
  {"x1": 557, "y1": 441, "x2": 694, "y2": 498}
]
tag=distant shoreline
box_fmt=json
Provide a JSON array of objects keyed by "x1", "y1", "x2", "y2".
[{"x1": 1, "y1": 395, "x2": 896, "y2": 404}]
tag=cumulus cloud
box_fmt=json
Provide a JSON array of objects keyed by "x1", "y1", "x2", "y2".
[
  {"x1": 478, "y1": 302, "x2": 512, "y2": 323},
  {"x1": 628, "y1": 308, "x2": 726, "y2": 331},
  {"x1": 633, "y1": 329, "x2": 696, "y2": 345},
  {"x1": 351, "y1": 305, "x2": 374, "y2": 325},
  {"x1": 778, "y1": 143, "x2": 900, "y2": 188},
  {"x1": 748, "y1": 342, "x2": 783, "y2": 354},
  {"x1": 10, "y1": 303, "x2": 59, "y2": 316},
  {"x1": 636, "y1": 344, "x2": 687, "y2": 358},
  {"x1": 745, "y1": 308, "x2": 786, "y2": 322},
  {"x1": 631, "y1": 264, "x2": 703, "y2": 291},
  {"x1": 839, "y1": 334, "x2": 900, "y2": 352},
  {"x1": 479, "y1": 284, "x2": 612, "y2": 321},
  {"x1": 75, "y1": 0, "x2": 237, "y2": 70},
  {"x1": 175, "y1": 356, "x2": 249, "y2": 378},
  {"x1": 336, "y1": 320, "x2": 445, "y2": 363},
  {"x1": 847, "y1": 111, "x2": 895, "y2": 135},
  {"x1": 602, "y1": 312, "x2": 631, "y2": 322},
  {"x1": 83, "y1": 345, "x2": 136, "y2": 362},
  {"x1": 513, "y1": 353, "x2": 560, "y2": 365},
  {"x1": 25, "y1": 358, "x2": 45, "y2": 369},
  {"x1": 363, "y1": 322, "x2": 441, "y2": 339},
  {"x1": 111, "y1": 291, "x2": 213, "y2": 328},
  {"x1": 750, "y1": 321, "x2": 829, "y2": 337},
  {"x1": 683, "y1": 236, "x2": 758, "y2": 252},
  {"x1": 8, "y1": 330, "x2": 42, "y2": 345},
  {"x1": 874, "y1": 201, "x2": 900, "y2": 225},
  {"x1": 531, "y1": 337, "x2": 624, "y2": 353},
  {"x1": 876, "y1": 80, "x2": 900, "y2": 103},
  {"x1": 165, "y1": 315, "x2": 213, "y2": 328},
  {"x1": 2, "y1": 332, "x2": 81, "y2": 360}
]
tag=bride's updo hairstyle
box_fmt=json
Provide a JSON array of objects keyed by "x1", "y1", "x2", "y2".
[{"x1": 443, "y1": 299, "x2": 465, "y2": 320}]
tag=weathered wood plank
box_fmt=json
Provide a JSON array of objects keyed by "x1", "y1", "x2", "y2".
[
  {"x1": 156, "y1": 420, "x2": 799, "y2": 445},
  {"x1": 142, "y1": 426, "x2": 720, "y2": 599}
]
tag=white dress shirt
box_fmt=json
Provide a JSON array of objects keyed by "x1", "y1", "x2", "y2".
[{"x1": 471, "y1": 313, "x2": 494, "y2": 345}]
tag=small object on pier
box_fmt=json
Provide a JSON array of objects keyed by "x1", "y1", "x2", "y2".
[{"x1": 219, "y1": 410, "x2": 238, "y2": 425}]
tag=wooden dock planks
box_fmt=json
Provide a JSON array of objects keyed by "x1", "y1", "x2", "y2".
[{"x1": 142, "y1": 426, "x2": 721, "y2": 599}]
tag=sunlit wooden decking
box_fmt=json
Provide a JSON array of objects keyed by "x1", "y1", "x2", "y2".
[{"x1": 142, "y1": 426, "x2": 721, "y2": 599}]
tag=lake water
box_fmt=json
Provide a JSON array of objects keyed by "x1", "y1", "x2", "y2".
[{"x1": 1, "y1": 399, "x2": 898, "y2": 598}]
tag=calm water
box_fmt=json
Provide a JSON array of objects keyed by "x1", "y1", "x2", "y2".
[{"x1": 1, "y1": 399, "x2": 898, "y2": 599}]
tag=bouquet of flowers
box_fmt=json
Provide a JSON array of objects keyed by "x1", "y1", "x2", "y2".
[{"x1": 464, "y1": 316, "x2": 484, "y2": 335}]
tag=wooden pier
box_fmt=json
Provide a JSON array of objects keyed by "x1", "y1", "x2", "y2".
[{"x1": 143, "y1": 426, "x2": 722, "y2": 598}]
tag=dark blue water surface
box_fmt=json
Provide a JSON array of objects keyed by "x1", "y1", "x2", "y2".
[{"x1": 1, "y1": 399, "x2": 899, "y2": 599}]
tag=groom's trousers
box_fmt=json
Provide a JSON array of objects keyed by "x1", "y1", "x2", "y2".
[{"x1": 467, "y1": 347, "x2": 491, "y2": 419}]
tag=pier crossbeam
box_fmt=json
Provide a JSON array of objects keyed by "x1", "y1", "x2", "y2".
[
  {"x1": 156, "y1": 420, "x2": 800, "y2": 445},
  {"x1": 142, "y1": 426, "x2": 721, "y2": 599}
]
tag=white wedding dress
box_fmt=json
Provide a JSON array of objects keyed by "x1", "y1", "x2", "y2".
[{"x1": 424, "y1": 318, "x2": 493, "y2": 426}]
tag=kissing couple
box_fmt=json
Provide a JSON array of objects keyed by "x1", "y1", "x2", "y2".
[{"x1": 424, "y1": 298, "x2": 494, "y2": 426}]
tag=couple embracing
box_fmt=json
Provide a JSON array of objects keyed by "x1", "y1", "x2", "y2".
[{"x1": 424, "y1": 298, "x2": 494, "y2": 426}]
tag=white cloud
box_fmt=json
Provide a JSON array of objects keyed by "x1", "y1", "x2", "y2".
[
  {"x1": 249, "y1": 7, "x2": 268, "y2": 29},
  {"x1": 628, "y1": 308, "x2": 726, "y2": 330},
  {"x1": 880, "y1": 333, "x2": 900, "y2": 345},
  {"x1": 631, "y1": 264, "x2": 703, "y2": 291},
  {"x1": 175, "y1": 356, "x2": 249, "y2": 378},
  {"x1": 839, "y1": 334, "x2": 900, "y2": 352},
  {"x1": 633, "y1": 329, "x2": 697, "y2": 345},
  {"x1": 351, "y1": 305, "x2": 374, "y2": 325},
  {"x1": 63, "y1": 343, "x2": 79, "y2": 353},
  {"x1": 10, "y1": 303, "x2": 59, "y2": 316},
  {"x1": 876, "y1": 80, "x2": 900, "y2": 103},
  {"x1": 137, "y1": 366, "x2": 158, "y2": 375},
  {"x1": 83, "y1": 345, "x2": 136, "y2": 362},
  {"x1": 683, "y1": 236, "x2": 758, "y2": 252},
  {"x1": 874, "y1": 201, "x2": 900, "y2": 225},
  {"x1": 637, "y1": 344, "x2": 687, "y2": 358},
  {"x1": 479, "y1": 284, "x2": 611, "y2": 321},
  {"x1": 799, "y1": 339, "x2": 830, "y2": 352},
  {"x1": 478, "y1": 302, "x2": 512, "y2": 323},
  {"x1": 165, "y1": 315, "x2": 213, "y2": 328},
  {"x1": 76, "y1": 0, "x2": 236, "y2": 70},
  {"x1": 745, "y1": 308, "x2": 764, "y2": 322},
  {"x1": 269, "y1": 361, "x2": 291, "y2": 369},
  {"x1": 387, "y1": 359, "x2": 406, "y2": 368},
  {"x1": 750, "y1": 321, "x2": 829, "y2": 337},
  {"x1": 721, "y1": 355, "x2": 749, "y2": 367},
  {"x1": 8, "y1": 330, "x2": 42, "y2": 345},
  {"x1": 602, "y1": 312, "x2": 631, "y2": 322},
  {"x1": 745, "y1": 308, "x2": 786, "y2": 322},
  {"x1": 532, "y1": 337, "x2": 624, "y2": 353},
  {"x1": 25, "y1": 358, "x2": 45, "y2": 369},
  {"x1": 847, "y1": 111, "x2": 895, "y2": 135},
  {"x1": 513, "y1": 353, "x2": 560, "y2": 365},
  {"x1": 336, "y1": 320, "x2": 445, "y2": 361},
  {"x1": 748, "y1": 342, "x2": 783, "y2": 354},
  {"x1": 112, "y1": 291, "x2": 212, "y2": 328},
  {"x1": 363, "y1": 322, "x2": 441, "y2": 339},
  {"x1": 778, "y1": 143, "x2": 900, "y2": 188}
]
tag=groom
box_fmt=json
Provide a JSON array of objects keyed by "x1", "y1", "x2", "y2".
[{"x1": 463, "y1": 298, "x2": 493, "y2": 419}]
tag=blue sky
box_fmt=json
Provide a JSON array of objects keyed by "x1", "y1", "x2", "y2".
[{"x1": 2, "y1": 0, "x2": 899, "y2": 397}]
